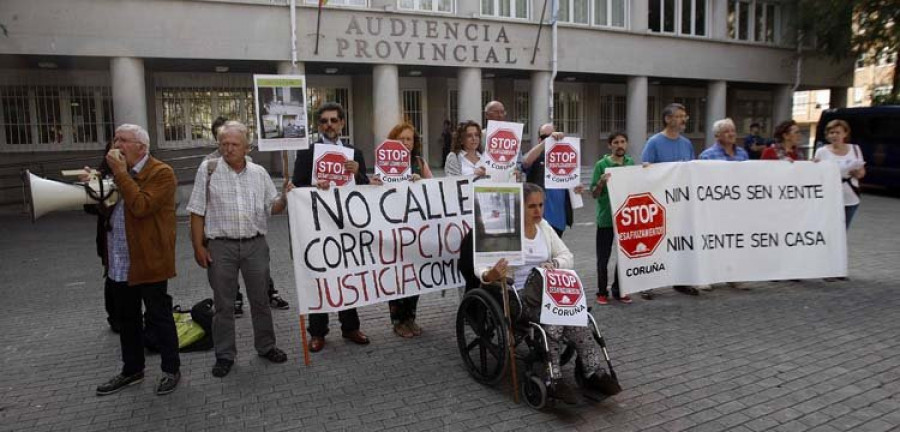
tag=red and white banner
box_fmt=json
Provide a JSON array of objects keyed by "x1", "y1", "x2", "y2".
[
  {"x1": 287, "y1": 177, "x2": 474, "y2": 313},
  {"x1": 544, "y1": 137, "x2": 581, "y2": 189},
  {"x1": 539, "y1": 268, "x2": 588, "y2": 327},
  {"x1": 484, "y1": 121, "x2": 523, "y2": 182},
  {"x1": 607, "y1": 161, "x2": 848, "y2": 294},
  {"x1": 312, "y1": 144, "x2": 356, "y2": 187},
  {"x1": 374, "y1": 140, "x2": 412, "y2": 183}
]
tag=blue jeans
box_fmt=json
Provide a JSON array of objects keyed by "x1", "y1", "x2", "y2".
[{"x1": 845, "y1": 204, "x2": 859, "y2": 230}]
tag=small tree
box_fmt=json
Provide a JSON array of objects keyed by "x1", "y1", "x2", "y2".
[{"x1": 793, "y1": 0, "x2": 899, "y2": 105}]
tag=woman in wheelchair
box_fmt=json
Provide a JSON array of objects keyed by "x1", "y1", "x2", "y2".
[{"x1": 476, "y1": 183, "x2": 613, "y2": 404}]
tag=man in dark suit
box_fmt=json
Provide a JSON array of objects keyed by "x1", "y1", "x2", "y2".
[{"x1": 292, "y1": 102, "x2": 370, "y2": 352}]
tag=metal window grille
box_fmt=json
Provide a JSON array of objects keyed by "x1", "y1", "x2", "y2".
[
  {"x1": 514, "y1": 90, "x2": 530, "y2": 137},
  {"x1": 599, "y1": 94, "x2": 626, "y2": 133},
  {"x1": 552, "y1": 91, "x2": 582, "y2": 136},
  {"x1": 0, "y1": 71, "x2": 114, "y2": 152},
  {"x1": 481, "y1": 90, "x2": 493, "y2": 126},
  {"x1": 647, "y1": 96, "x2": 660, "y2": 134},
  {"x1": 448, "y1": 90, "x2": 459, "y2": 125},
  {"x1": 154, "y1": 73, "x2": 256, "y2": 149},
  {"x1": 401, "y1": 89, "x2": 425, "y2": 137},
  {"x1": 307, "y1": 86, "x2": 352, "y2": 145}
]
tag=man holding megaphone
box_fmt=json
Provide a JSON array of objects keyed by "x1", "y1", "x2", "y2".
[{"x1": 94, "y1": 124, "x2": 182, "y2": 397}]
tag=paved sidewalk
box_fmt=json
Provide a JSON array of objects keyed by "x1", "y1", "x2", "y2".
[{"x1": 1, "y1": 193, "x2": 898, "y2": 432}]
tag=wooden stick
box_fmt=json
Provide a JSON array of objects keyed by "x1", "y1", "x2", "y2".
[
  {"x1": 299, "y1": 314, "x2": 311, "y2": 366},
  {"x1": 281, "y1": 149, "x2": 311, "y2": 366},
  {"x1": 500, "y1": 277, "x2": 519, "y2": 403}
]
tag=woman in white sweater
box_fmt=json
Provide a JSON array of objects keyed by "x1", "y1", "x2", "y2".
[
  {"x1": 477, "y1": 183, "x2": 609, "y2": 404},
  {"x1": 814, "y1": 119, "x2": 866, "y2": 229},
  {"x1": 444, "y1": 120, "x2": 486, "y2": 177}
]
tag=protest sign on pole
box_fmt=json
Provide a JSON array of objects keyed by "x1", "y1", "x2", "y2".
[
  {"x1": 287, "y1": 177, "x2": 474, "y2": 313},
  {"x1": 538, "y1": 268, "x2": 588, "y2": 327},
  {"x1": 374, "y1": 140, "x2": 412, "y2": 183},
  {"x1": 544, "y1": 137, "x2": 581, "y2": 189},
  {"x1": 312, "y1": 144, "x2": 356, "y2": 187},
  {"x1": 253, "y1": 74, "x2": 309, "y2": 151},
  {"x1": 473, "y1": 183, "x2": 524, "y2": 267},
  {"x1": 607, "y1": 161, "x2": 848, "y2": 294},
  {"x1": 484, "y1": 121, "x2": 523, "y2": 182}
]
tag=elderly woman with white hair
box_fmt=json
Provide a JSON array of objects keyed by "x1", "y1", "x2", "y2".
[{"x1": 699, "y1": 118, "x2": 750, "y2": 161}]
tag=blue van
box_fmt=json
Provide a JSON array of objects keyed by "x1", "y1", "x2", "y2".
[{"x1": 815, "y1": 106, "x2": 900, "y2": 190}]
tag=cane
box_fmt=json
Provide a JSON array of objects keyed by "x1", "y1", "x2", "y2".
[{"x1": 500, "y1": 276, "x2": 519, "y2": 403}]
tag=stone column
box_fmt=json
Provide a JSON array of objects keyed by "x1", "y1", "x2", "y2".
[
  {"x1": 110, "y1": 57, "x2": 148, "y2": 130},
  {"x1": 458, "y1": 67, "x2": 482, "y2": 125},
  {"x1": 627, "y1": 76, "x2": 648, "y2": 160},
  {"x1": 373, "y1": 64, "x2": 401, "y2": 146},
  {"x1": 773, "y1": 85, "x2": 793, "y2": 125},
  {"x1": 530, "y1": 71, "x2": 551, "y2": 149},
  {"x1": 706, "y1": 80, "x2": 727, "y2": 147}
]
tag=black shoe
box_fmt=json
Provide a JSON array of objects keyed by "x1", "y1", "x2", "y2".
[
  {"x1": 259, "y1": 347, "x2": 288, "y2": 363},
  {"x1": 234, "y1": 299, "x2": 244, "y2": 318},
  {"x1": 550, "y1": 380, "x2": 579, "y2": 405},
  {"x1": 96, "y1": 372, "x2": 144, "y2": 396},
  {"x1": 212, "y1": 359, "x2": 234, "y2": 378},
  {"x1": 673, "y1": 285, "x2": 699, "y2": 296},
  {"x1": 640, "y1": 291, "x2": 655, "y2": 300},
  {"x1": 156, "y1": 372, "x2": 180, "y2": 396},
  {"x1": 585, "y1": 371, "x2": 622, "y2": 396},
  {"x1": 269, "y1": 292, "x2": 289, "y2": 310}
]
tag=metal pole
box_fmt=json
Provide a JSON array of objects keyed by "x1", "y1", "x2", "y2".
[{"x1": 549, "y1": 0, "x2": 558, "y2": 123}]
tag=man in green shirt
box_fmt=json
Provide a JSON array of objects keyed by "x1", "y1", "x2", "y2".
[{"x1": 590, "y1": 132, "x2": 634, "y2": 305}]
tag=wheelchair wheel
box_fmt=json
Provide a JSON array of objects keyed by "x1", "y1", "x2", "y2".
[
  {"x1": 522, "y1": 373, "x2": 548, "y2": 410},
  {"x1": 456, "y1": 288, "x2": 509, "y2": 385}
]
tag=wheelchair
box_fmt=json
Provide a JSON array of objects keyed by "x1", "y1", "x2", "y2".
[{"x1": 455, "y1": 269, "x2": 622, "y2": 409}]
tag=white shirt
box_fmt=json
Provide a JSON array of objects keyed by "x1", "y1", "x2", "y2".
[
  {"x1": 513, "y1": 230, "x2": 550, "y2": 290},
  {"x1": 815, "y1": 145, "x2": 864, "y2": 206},
  {"x1": 186, "y1": 158, "x2": 279, "y2": 239},
  {"x1": 459, "y1": 151, "x2": 484, "y2": 176}
]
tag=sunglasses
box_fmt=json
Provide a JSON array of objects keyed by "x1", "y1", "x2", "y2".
[{"x1": 318, "y1": 117, "x2": 342, "y2": 125}]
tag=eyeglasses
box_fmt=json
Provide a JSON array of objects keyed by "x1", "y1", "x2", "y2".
[{"x1": 318, "y1": 117, "x2": 342, "y2": 125}]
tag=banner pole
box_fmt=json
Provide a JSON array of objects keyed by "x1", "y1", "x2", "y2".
[
  {"x1": 281, "y1": 148, "x2": 311, "y2": 366},
  {"x1": 500, "y1": 276, "x2": 519, "y2": 403}
]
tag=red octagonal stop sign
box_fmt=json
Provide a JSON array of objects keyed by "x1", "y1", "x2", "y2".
[
  {"x1": 486, "y1": 128, "x2": 519, "y2": 165},
  {"x1": 614, "y1": 193, "x2": 666, "y2": 259},
  {"x1": 315, "y1": 151, "x2": 352, "y2": 186},
  {"x1": 545, "y1": 269, "x2": 583, "y2": 307},
  {"x1": 375, "y1": 140, "x2": 411, "y2": 177},
  {"x1": 546, "y1": 142, "x2": 578, "y2": 176}
]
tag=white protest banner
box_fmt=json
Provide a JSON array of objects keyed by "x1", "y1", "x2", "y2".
[
  {"x1": 544, "y1": 137, "x2": 581, "y2": 189},
  {"x1": 473, "y1": 183, "x2": 525, "y2": 267},
  {"x1": 253, "y1": 74, "x2": 309, "y2": 151},
  {"x1": 312, "y1": 144, "x2": 356, "y2": 187},
  {"x1": 374, "y1": 140, "x2": 412, "y2": 183},
  {"x1": 287, "y1": 178, "x2": 474, "y2": 313},
  {"x1": 607, "y1": 161, "x2": 848, "y2": 295},
  {"x1": 539, "y1": 268, "x2": 588, "y2": 327},
  {"x1": 484, "y1": 121, "x2": 523, "y2": 182}
]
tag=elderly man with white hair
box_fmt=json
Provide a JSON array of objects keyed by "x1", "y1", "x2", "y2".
[
  {"x1": 699, "y1": 118, "x2": 750, "y2": 161},
  {"x1": 96, "y1": 124, "x2": 181, "y2": 397},
  {"x1": 188, "y1": 120, "x2": 293, "y2": 378}
]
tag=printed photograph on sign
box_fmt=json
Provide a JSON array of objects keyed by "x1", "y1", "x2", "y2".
[
  {"x1": 484, "y1": 121, "x2": 524, "y2": 182},
  {"x1": 312, "y1": 144, "x2": 356, "y2": 187},
  {"x1": 537, "y1": 268, "x2": 588, "y2": 327},
  {"x1": 374, "y1": 140, "x2": 412, "y2": 183},
  {"x1": 473, "y1": 183, "x2": 524, "y2": 267},
  {"x1": 253, "y1": 74, "x2": 309, "y2": 151},
  {"x1": 544, "y1": 137, "x2": 581, "y2": 189}
]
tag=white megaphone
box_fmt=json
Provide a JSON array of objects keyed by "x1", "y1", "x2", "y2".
[{"x1": 25, "y1": 170, "x2": 118, "y2": 222}]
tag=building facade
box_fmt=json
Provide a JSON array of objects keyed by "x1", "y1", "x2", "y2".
[{"x1": 0, "y1": 0, "x2": 852, "y2": 206}]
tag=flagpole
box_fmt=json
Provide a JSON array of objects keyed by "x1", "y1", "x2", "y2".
[{"x1": 314, "y1": 0, "x2": 325, "y2": 55}]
